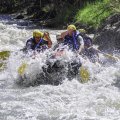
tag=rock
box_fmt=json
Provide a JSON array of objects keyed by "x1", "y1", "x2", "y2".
[
  {"x1": 75, "y1": 22, "x2": 96, "y2": 34},
  {"x1": 15, "y1": 14, "x2": 24, "y2": 19},
  {"x1": 94, "y1": 13, "x2": 120, "y2": 51}
]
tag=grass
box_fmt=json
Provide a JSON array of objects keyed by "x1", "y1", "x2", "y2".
[{"x1": 75, "y1": 0, "x2": 113, "y2": 29}]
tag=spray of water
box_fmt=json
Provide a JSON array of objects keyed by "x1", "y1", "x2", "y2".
[{"x1": 0, "y1": 18, "x2": 120, "y2": 120}]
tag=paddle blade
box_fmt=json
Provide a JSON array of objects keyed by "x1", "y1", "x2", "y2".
[
  {"x1": 18, "y1": 63, "x2": 27, "y2": 75},
  {"x1": 103, "y1": 53, "x2": 119, "y2": 61},
  {"x1": 80, "y1": 66, "x2": 90, "y2": 83},
  {"x1": 0, "y1": 51, "x2": 10, "y2": 60},
  {"x1": 0, "y1": 62, "x2": 6, "y2": 71}
]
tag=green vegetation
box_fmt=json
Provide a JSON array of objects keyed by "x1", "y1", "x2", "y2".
[
  {"x1": 110, "y1": 0, "x2": 120, "y2": 13},
  {"x1": 75, "y1": 0, "x2": 113, "y2": 28},
  {"x1": 75, "y1": 0, "x2": 120, "y2": 29}
]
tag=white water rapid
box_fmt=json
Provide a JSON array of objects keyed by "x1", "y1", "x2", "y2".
[{"x1": 0, "y1": 15, "x2": 120, "y2": 120}]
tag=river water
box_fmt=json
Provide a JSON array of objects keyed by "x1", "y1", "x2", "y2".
[{"x1": 0, "y1": 15, "x2": 120, "y2": 120}]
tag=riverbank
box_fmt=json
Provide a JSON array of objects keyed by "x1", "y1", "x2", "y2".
[
  {"x1": 0, "y1": 0, "x2": 115, "y2": 31},
  {"x1": 2, "y1": 0, "x2": 118, "y2": 33}
]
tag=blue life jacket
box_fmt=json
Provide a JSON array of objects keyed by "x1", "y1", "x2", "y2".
[
  {"x1": 26, "y1": 38, "x2": 48, "y2": 52},
  {"x1": 63, "y1": 32, "x2": 81, "y2": 51}
]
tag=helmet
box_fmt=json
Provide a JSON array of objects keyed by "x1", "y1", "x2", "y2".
[
  {"x1": 33, "y1": 30, "x2": 44, "y2": 38},
  {"x1": 79, "y1": 29, "x2": 86, "y2": 34},
  {"x1": 67, "y1": 24, "x2": 76, "y2": 31}
]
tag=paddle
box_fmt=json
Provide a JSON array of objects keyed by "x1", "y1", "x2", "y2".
[
  {"x1": 79, "y1": 66, "x2": 90, "y2": 83},
  {"x1": 17, "y1": 62, "x2": 28, "y2": 75},
  {"x1": 0, "y1": 51, "x2": 10, "y2": 60},
  {"x1": 75, "y1": 51, "x2": 90, "y2": 83},
  {"x1": 101, "y1": 52, "x2": 119, "y2": 61},
  {"x1": 88, "y1": 47, "x2": 120, "y2": 61},
  {"x1": 0, "y1": 51, "x2": 10, "y2": 70},
  {"x1": 0, "y1": 50, "x2": 29, "y2": 72}
]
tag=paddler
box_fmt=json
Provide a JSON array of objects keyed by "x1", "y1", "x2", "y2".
[
  {"x1": 79, "y1": 29, "x2": 99, "y2": 63},
  {"x1": 23, "y1": 29, "x2": 52, "y2": 52},
  {"x1": 56, "y1": 24, "x2": 84, "y2": 54}
]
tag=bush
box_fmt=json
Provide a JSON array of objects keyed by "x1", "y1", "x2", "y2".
[{"x1": 75, "y1": 0, "x2": 112, "y2": 28}]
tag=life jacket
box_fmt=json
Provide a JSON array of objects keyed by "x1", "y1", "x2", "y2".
[
  {"x1": 26, "y1": 38, "x2": 48, "y2": 52},
  {"x1": 63, "y1": 32, "x2": 81, "y2": 51},
  {"x1": 79, "y1": 33, "x2": 92, "y2": 48}
]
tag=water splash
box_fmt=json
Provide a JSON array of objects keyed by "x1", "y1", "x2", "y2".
[{"x1": 0, "y1": 17, "x2": 120, "y2": 120}]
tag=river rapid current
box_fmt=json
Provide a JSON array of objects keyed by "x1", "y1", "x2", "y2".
[{"x1": 0, "y1": 15, "x2": 120, "y2": 120}]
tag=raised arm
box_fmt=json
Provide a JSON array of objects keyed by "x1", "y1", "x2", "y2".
[
  {"x1": 61, "y1": 31, "x2": 68, "y2": 40},
  {"x1": 44, "y1": 32, "x2": 52, "y2": 48}
]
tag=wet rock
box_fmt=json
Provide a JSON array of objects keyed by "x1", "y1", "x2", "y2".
[
  {"x1": 75, "y1": 22, "x2": 96, "y2": 34},
  {"x1": 15, "y1": 14, "x2": 24, "y2": 19},
  {"x1": 94, "y1": 13, "x2": 120, "y2": 51}
]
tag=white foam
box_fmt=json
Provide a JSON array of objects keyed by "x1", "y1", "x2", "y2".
[{"x1": 0, "y1": 20, "x2": 120, "y2": 120}]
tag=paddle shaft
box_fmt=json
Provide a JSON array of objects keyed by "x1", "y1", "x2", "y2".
[{"x1": 88, "y1": 47, "x2": 119, "y2": 61}]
